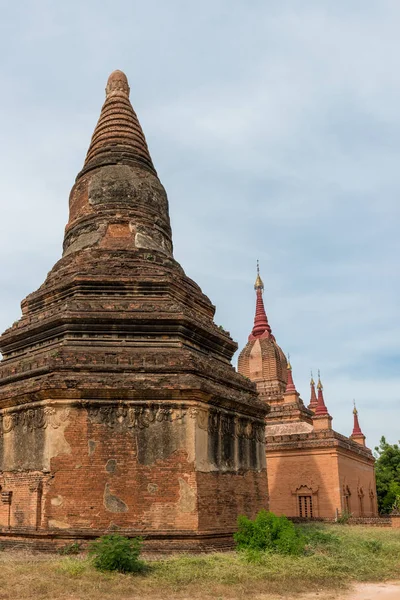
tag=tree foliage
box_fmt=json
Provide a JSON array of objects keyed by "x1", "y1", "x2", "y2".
[{"x1": 374, "y1": 436, "x2": 400, "y2": 514}]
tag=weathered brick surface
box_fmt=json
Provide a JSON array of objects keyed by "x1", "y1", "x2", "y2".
[{"x1": 0, "y1": 71, "x2": 269, "y2": 550}]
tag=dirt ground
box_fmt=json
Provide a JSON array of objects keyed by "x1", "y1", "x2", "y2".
[{"x1": 297, "y1": 582, "x2": 400, "y2": 600}]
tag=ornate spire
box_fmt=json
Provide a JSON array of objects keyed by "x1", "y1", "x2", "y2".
[
  {"x1": 352, "y1": 401, "x2": 363, "y2": 436},
  {"x1": 285, "y1": 354, "x2": 297, "y2": 393},
  {"x1": 308, "y1": 370, "x2": 318, "y2": 410},
  {"x1": 82, "y1": 70, "x2": 156, "y2": 176},
  {"x1": 250, "y1": 262, "x2": 272, "y2": 339},
  {"x1": 314, "y1": 370, "x2": 329, "y2": 415},
  {"x1": 254, "y1": 259, "x2": 264, "y2": 290}
]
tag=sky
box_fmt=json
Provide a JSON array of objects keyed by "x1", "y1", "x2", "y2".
[{"x1": 0, "y1": 0, "x2": 399, "y2": 450}]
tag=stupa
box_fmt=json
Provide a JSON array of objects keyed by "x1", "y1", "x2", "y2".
[{"x1": 0, "y1": 71, "x2": 268, "y2": 550}]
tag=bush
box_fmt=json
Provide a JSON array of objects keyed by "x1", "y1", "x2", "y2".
[
  {"x1": 88, "y1": 534, "x2": 144, "y2": 573},
  {"x1": 234, "y1": 510, "x2": 305, "y2": 556},
  {"x1": 57, "y1": 542, "x2": 82, "y2": 556},
  {"x1": 336, "y1": 511, "x2": 352, "y2": 524}
]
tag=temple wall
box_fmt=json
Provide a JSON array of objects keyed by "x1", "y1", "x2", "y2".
[
  {"x1": 266, "y1": 448, "x2": 342, "y2": 518},
  {"x1": 337, "y1": 450, "x2": 378, "y2": 517},
  {"x1": 0, "y1": 401, "x2": 267, "y2": 535},
  {"x1": 194, "y1": 406, "x2": 268, "y2": 529}
]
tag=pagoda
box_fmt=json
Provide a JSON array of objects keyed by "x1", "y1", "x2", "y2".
[
  {"x1": 0, "y1": 71, "x2": 268, "y2": 550},
  {"x1": 238, "y1": 266, "x2": 377, "y2": 519}
]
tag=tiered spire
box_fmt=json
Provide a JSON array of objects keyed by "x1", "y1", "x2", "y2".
[
  {"x1": 82, "y1": 70, "x2": 156, "y2": 175},
  {"x1": 350, "y1": 401, "x2": 366, "y2": 445},
  {"x1": 309, "y1": 371, "x2": 318, "y2": 411},
  {"x1": 250, "y1": 261, "x2": 273, "y2": 339},
  {"x1": 352, "y1": 401, "x2": 363, "y2": 436},
  {"x1": 285, "y1": 355, "x2": 297, "y2": 394},
  {"x1": 314, "y1": 371, "x2": 329, "y2": 416}
]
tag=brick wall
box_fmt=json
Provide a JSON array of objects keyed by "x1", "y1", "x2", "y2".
[
  {"x1": 267, "y1": 449, "x2": 342, "y2": 519},
  {"x1": 337, "y1": 450, "x2": 377, "y2": 516}
]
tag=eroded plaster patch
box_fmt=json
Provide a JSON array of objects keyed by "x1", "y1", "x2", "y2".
[
  {"x1": 50, "y1": 495, "x2": 63, "y2": 507},
  {"x1": 178, "y1": 478, "x2": 196, "y2": 513},
  {"x1": 103, "y1": 483, "x2": 128, "y2": 513},
  {"x1": 106, "y1": 459, "x2": 117, "y2": 473},
  {"x1": 48, "y1": 519, "x2": 71, "y2": 529}
]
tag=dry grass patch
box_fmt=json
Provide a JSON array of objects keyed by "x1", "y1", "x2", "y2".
[{"x1": 0, "y1": 525, "x2": 399, "y2": 600}]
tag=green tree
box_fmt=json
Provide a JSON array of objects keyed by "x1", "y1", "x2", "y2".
[{"x1": 374, "y1": 436, "x2": 400, "y2": 514}]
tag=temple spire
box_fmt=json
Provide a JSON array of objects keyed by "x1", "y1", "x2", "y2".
[
  {"x1": 352, "y1": 401, "x2": 363, "y2": 435},
  {"x1": 351, "y1": 401, "x2": 366, "y2": 446},
  {"x1": 285, "y1": 354, "x2": 297, "y2": 393},
  {"x1": 309, "y1": 371, "x2": 318, "y2": 411},
  {"x1": 250, "y1": 262, "x2": 272, "y2": 339},
  {"x1": 82, "y1": 70, "x2": 156, "y2": 176},
  {"x1": 314, "y1": 370, "x2": 329, "y2": 415}
]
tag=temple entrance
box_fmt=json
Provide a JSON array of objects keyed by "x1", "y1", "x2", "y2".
[{"x1": 298, "y1": 495, "x2": 313, "y2": 518}]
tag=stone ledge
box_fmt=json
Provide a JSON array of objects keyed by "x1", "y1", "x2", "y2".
[{"x1": 0, "y1": 527, "x2": 236, "y2": 553}]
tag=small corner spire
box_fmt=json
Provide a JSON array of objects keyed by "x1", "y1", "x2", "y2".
[
  {"x1": 352, "y1": 400, "x2": 363, "y2": 436},
  {"x1": 317, "y1": 369, "x2": 323, "y2": 390},
  {"x1": 285, "y1": 353, "x2": 297, "y2": 393},
  {"x1": 308, "y1": 370, "x2": 318, "y2": 410},
  {"x1": 314, "y1": 370, "x2": 329, "y2": 415}
]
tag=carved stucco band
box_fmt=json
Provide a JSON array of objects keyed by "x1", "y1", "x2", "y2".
[
  {"x1": 0, "y1": 407, "x2": 70, "y2": 434},
  {"x1": 0, "y1": 403, "x2": 265, "y2": 442}
]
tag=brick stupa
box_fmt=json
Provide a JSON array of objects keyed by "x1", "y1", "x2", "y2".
[{"x1": 0, "y1": 71, "x2": 268, "y2": 550}]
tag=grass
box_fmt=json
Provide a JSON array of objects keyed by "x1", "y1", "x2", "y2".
[{"x1": 0, "y1": 525, "x2": 399, "y2": 599}]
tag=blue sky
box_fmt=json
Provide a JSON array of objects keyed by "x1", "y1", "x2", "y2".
[{"x1": 0, "y1": 1, "x2": 399, "y2": 450}]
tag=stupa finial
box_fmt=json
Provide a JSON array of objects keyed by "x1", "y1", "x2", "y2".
[{"x1": 106, "y1": 70, "x2": 130, "y2": 98}]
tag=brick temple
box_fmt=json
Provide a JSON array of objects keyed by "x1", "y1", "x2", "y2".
[
  {"x1": 238, "y1": 267, "x2": 378, "y2": 519},
  {"x1": 0, "y1": 71, "x2": 268, "y2": 550}
]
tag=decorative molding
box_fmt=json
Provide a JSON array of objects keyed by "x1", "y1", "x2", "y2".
[
  {"x1": 87, "y1": 403, "x2": 186, "y2": 430},
  {"x1": 291, "y1": 481, "x2": 319, "y2": 495},
  {"x1": 0, "y1": 407, "x2": 70, "y2": 435},
  {"x1": 189, "y1": 407, "x2": 265, "y2": 442}
]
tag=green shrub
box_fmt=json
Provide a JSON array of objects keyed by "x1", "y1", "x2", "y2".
[
  {"x1": 234, "y1": 510, "x2": 305, "y2": 556},
  {"x1": 337, "y1": 511, "x2": 352, "y2": 524},
  {"x1": 364, "y1": 539, "x2": 383, "y2": 554},
  {"x1": 57, "y1": 542, "x2": 82, "y2": 556},
  {"x1": 88, "y1": 534, "x2": 144, "y2": 573},
  {"x1": 303, "y1": 527, "x2": 340, "y2": 547}
]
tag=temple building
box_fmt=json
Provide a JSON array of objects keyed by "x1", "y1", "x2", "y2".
[
  {"x1": 0, "y1": 71, "x2": 268, "y2": 550},
  {"x1": 238, "y1": 267, "x2": 378, "y2": 519}
]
